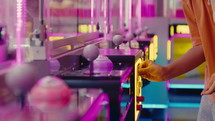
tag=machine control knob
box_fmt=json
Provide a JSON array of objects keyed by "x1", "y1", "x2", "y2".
[
  {"x1": 83, "y1": 44, "x2": 99, "y2": 61},
  {"x1": 125, "y1": 33, "x2": 134, "y2": 41},
  {"x1": 136, "y1": 105, "x2": 142, "y2": 110},
  {"x1": 137, "y1": 96, "x2": 144, "y2": 102},
  {"x1": 113, "y1": 35, "x2": 123, "y2": 46}
]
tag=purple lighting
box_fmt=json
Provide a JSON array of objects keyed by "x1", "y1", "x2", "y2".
[
  {"x1": 16, "y1": 0, "x2": 26, "y2": 64},
  {"x1": 95, "y1": 0, "x2": 101, "y2": 28},
  {"x1": 104, "y1": 0, "x2": 108, "y2": 40},
  {"x1": 128, "y1": 0, "x2": 132, "y2": 33},
  {"x1": 138, "y1": 0, "x2": 142, "y2": 29},
  {"x1": 91, "y1": 0, "x2": 94, "y2": 32},
  {"x1": 119, "y1": 0, "x2": 124, "y2": 31},
  {"x1": 81, "y1": 93, "x2": 109, "y2": 121},
  {"x1": 166, "y1": 80, "x2": 170, "y2": 90},
  {"x1": 142, "y1": 0, "x2": 156, "y2": 17}
]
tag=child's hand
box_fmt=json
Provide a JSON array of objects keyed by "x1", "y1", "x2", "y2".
[
  {"x1": 201, "y1": 73, "x2": 215, "y2": 95},
  {"x1": 138, "y1": 60, "x2": 166, "y2": 82}
]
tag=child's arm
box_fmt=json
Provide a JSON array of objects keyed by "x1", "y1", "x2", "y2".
[{"x1": 139, "y1": 45, "x2": 205, "y2": 82}]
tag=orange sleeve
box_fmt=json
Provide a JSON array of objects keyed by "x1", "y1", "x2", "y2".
[{"x1": 182, "y1": 0, "x2": 202, "y2": 46}]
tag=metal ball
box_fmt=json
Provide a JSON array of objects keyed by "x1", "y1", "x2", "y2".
[
  {"x1": 83, "y1": 44, "x2": 99, "y2": 61},
  {"x1": 113, "y1": 35, "x2": 123, "y2": 46},
  {"x1": 125, "y1": 33, "x2": 134, "y2": 41}
]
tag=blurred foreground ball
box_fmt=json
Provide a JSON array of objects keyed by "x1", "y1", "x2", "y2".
[
  {"x1": 28, "y1": 76, "x2": 71, "y2": 111},
  {"x1": 5, "y1": 64, "x2": 36, "y2": 93}
]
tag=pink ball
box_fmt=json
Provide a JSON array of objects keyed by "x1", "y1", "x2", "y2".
[
  {"x1": 83, "y1": 44, "x2": 99, "y2": 61},
  {"x1": 28, "y1": 76, "x2": 71, "y2": 111}
]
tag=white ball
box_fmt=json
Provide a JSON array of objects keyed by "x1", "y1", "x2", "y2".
[
  {"x1": 83, "y1": 44, "x2": 99, "y2": 61},
  {"x1": 125, "y1": 33, "x2": 134, "y2": 41},
  {"x1": 5, "y1": 64, "x2": 36, "y2": 93},
  {"x1": 113, "y1": 35, "x2": 123, "y2": 46}
]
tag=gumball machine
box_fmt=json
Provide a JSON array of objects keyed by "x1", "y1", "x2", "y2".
[{"x1": 28, "y1": 76, "x2": 71, "y2": 121}]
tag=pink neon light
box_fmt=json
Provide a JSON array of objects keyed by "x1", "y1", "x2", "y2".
[
  {"x1": 128, "y1": 0, "x2": 132, "y2": 33},
  {"x1": 49, "y1": 8, "x2": 94, "y2": 18},
  {"x1": 95, "y1": 0, "x2": 101, "y2": 26},
  {"x1": 166, "y1": 80, "x2": 170, "y2": 90},
  {"x1": 142, "y1": 0, "x2": 156, "y2": 17},
  {"x1": 138, "y1": 0, "x2": 142, "y2": 29},
  {"x1": 175, "y1": 9, "x2": 185, "y2": 18},
  {"x1": 109, "y1": 0, "x2": 113, "y2": 40},
  {"x1": 91, "y1": 0, "x2": 94, "y2": 32},
  {"x1": 119, "y1": 0, "x2": 123, "y2": 31},
  {"x1": 104, "y1": 0, "x2": 108, "y2": 40},
  {"x1": 16, "y1": 0, "x2": 26, "y2": 64}
]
